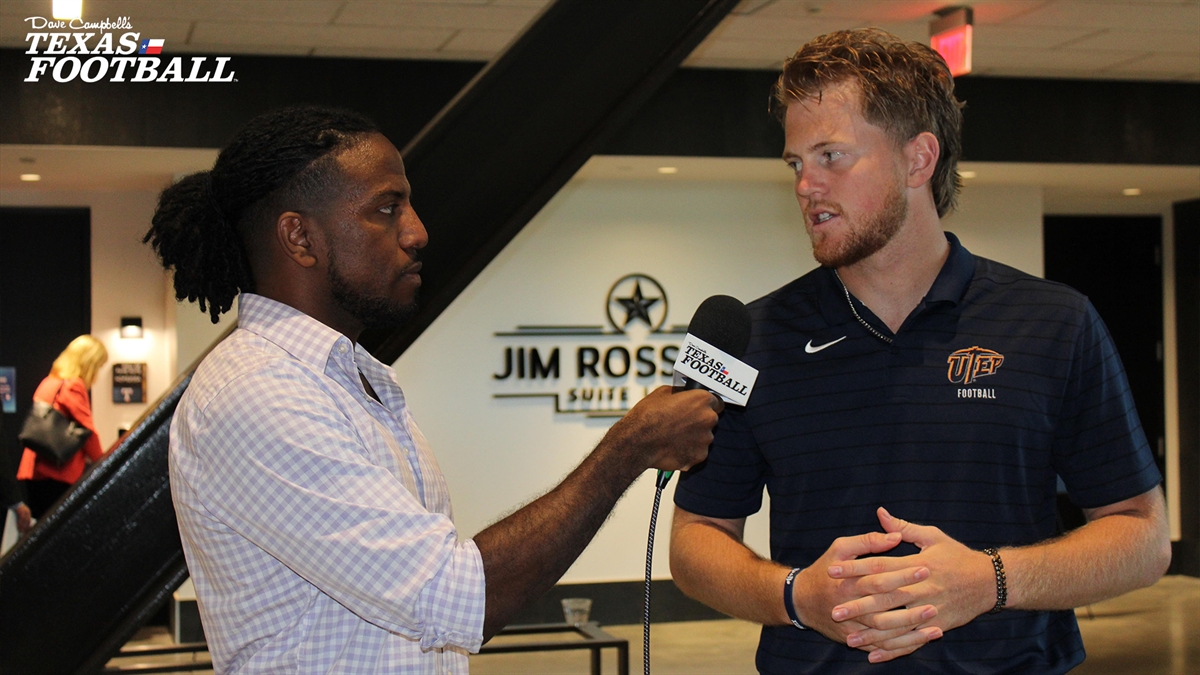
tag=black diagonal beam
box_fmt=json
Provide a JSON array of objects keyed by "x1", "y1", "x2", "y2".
[
  {"x1": 361, "y1": 0, "x2": 742, "y2": 361},
  {"x1": 0, "y1": 372, "x2": 192, "y2": 675},
  {"x1": 0, "y1": 1, "x2": 739, "y2": 672}
]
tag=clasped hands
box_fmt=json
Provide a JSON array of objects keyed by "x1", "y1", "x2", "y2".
[{"x1": 791, "y1": 507, "x2": 996, "y2": 663}]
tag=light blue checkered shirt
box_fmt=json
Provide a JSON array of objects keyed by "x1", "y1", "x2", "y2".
[{"x1": 170, "y1": 294, "x2": 485, "y2": 674}]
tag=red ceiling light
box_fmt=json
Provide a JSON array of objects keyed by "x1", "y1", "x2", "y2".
[{"x1": 930, "y1": 6, "x2": 973, "y2": 77}]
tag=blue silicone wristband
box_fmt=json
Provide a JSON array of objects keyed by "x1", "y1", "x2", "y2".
[{"x1": 783, "y1": 567, "x2": 808, "y2": 630}]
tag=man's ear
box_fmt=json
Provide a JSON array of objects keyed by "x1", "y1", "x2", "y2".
[
  {"x1": 904, "y1": 131, "x2": 940, "y2": 189},
  {"x1": 275, "y1": 212, "x2": 319, "y2": 268}
]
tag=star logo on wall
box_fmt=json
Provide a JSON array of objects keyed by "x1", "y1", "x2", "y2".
[
  {"x1": 617, "y1": 281, "x2": 660, "y2": 328},
  {"x1": 606, "y1": 274, "x2": 668, "y2": 333}
]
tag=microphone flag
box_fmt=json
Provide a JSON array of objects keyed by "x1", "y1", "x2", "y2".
[{"x1": 671, "y1": 333, "x2": 758, "y2": 406}]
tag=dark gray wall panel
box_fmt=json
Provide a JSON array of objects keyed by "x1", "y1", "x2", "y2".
[{"x1": 4, "y1": 47, "x2": 1198, "y2": 166}]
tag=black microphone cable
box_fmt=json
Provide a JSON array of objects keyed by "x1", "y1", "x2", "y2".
[
  {"x1": 641, "y1": 295, "x2": 751, "y2": 675},
  {"x1": 642, "y1": 469, "x2": 673, "y2": 675}
]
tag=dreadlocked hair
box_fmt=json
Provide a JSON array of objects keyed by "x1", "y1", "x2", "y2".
[
  {"x1": 144, "y1": 105, "x2": 380, "y2": 323},
  {"x1": 772, "y1": 29, "x2": 966, "y2": 217}
]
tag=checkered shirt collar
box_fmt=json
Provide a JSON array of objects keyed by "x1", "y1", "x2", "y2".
[{"x1": 237, "y1": 293, "x2": 353, "y2": 371}]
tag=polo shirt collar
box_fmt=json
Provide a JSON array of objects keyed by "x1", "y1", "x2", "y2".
[
  {"x1": 236, "y1": 293, "x2": 353, "y2": 371},
  {"x1": 814, "y1": 231, "x2": 976, "y2": 326},
  {"x1": 924, "y1": 232, "x2": 975, "y2": 307}
]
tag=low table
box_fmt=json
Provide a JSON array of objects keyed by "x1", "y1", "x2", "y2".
[{"x1": 478, "y1": 621, "x2": 630, "y2": 675}]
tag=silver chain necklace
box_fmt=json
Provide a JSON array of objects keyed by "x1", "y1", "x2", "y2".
[{"x1": 833, "y1": 270, "x2": 894, "y2": 344}]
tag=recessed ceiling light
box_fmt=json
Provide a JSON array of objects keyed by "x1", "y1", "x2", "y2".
[
  {"x1": 1122, "y1": 188, "x2": 1141, "y2": 196},
  {"x1": 20, "y1": 173, "x2": 41, "y2": 182},
  {"x1": 657, "y1": 166, "x2": 678, "y2": 174},
  {"x1": 958, "y1": 170, "x2": 977, "y2": 179},
  {"x1": 52, "y1": 0, "x2": 82, "y2": 21}
]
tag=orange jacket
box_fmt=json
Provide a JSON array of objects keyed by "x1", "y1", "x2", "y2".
[{"x1": 17, "y1": 375, "x2": 104, "y2": 484}]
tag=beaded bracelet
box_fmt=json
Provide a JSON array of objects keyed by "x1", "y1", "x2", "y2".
[{"x1": 982, "y1": 547, "x2": 1008, "y2": 613}]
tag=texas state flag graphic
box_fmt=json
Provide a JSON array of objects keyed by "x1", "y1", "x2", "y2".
[{"x1": 138, "y1": 38, "x2": 165, "y2": 55}]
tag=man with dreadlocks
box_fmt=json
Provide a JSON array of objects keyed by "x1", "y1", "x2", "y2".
[
  {"x1": 669, "y1": 29, "x2": 1169, "y2": 674},
  {"x1": 145, "y1": 106, "x2": 722, "y2": 674}
]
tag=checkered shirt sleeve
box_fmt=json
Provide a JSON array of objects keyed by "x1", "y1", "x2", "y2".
[{"x1": 170, "y1": 294, "x2": 485, "y2": 674}]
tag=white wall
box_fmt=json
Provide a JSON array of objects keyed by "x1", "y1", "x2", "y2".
[
  {"x1": 944, "y1": 184, "x2": 1044, "y2": 277},
  {"x1": 392, "y1": 173, "x2": 1046, "y2": 583},
  {"x1": 0, "y1": 188, "x2": 171, "y2": 448},
  {"x1": 172, "y1": 293, "x2": 237, "y2": 377}
]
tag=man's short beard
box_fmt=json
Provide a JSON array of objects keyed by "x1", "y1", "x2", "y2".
[
  {"x1": 812, "y1": 178, "x2": 907, "y2": 268},
  {"x1": 327, "y1": 250, "x2": 418, "y2": 330}
]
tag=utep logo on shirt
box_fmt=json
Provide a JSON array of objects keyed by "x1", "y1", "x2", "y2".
[{"x1": 947, "y1": 346, "x2": 1004, "y2": 399}]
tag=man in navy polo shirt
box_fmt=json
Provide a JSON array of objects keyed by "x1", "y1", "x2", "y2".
[{"x1": 669, "y1": 28, "x2": 1170, "y2": 674}]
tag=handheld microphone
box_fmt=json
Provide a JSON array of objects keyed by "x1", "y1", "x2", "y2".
[
  {"x1": 657, "y1": 295, "x2": 757, "y2": 489},
  {"x1": 642, "y1": 297, "x2": 757, "y2": 675}
]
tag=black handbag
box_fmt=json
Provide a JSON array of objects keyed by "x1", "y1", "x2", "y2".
[{"x1": 18, "y1": 381, "x2": 92, "y2": 466}]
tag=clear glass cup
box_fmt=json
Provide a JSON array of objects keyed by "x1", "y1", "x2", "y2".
[{"x1": 561, "y1": 597, "x2": 592, "y2": 625}]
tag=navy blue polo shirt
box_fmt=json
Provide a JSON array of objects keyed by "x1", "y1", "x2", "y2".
[{"x1": 675, "y1": 233, "x2": 1161, "y2": 675}]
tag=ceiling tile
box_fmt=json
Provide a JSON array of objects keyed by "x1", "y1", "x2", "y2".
[
  {"x1": 751, "y1": 1, "x2": 946, "y2": 23},
  {"x1": 119, "y1": 19, "x2": 194, "y2": 42},
  {"x1": 441, "y1": 28, "x2": 518, "y2": 52},
  {"x1": 1064, "y1": 28, "x2": 1200, "y2": 54},
  {"x1": 337, "y1": 2, "x2": 540, "y2": 31},
  {"x1": 490, "y1": 0, "x2": 553, "y2": 7},
  {"x1": 687, "y1": 37, "x2": 807, "y2": 67},
  {"x1": 81, "y1": 0, "x2": 344, "y2": 24},
  {"x1": 1104, "y1": 51, "x2": 1200, "y2": 78},
  {"x1": 369, "y1": 0, "x2": 491, "y2": 4},
  {"x1": 969, "y1": 44, "x2": 1150, "y2": 75},
  {"x1": 190, "y1": 21, "x2": 454, "y2": 51},
  {"x1": 972, "y1": 25, "x2": 1100, "y2": 50},
  {"x1": 731, "y1": 0, "x2": 778, "y2": 15},
  {"x1": 172, "y1": 42, "x2": 314, "y2": 56},
  {"x1": 855, "y1": 21, "x2": 929, "y2": 43},
  {"x1": 1, "y1": 1, "x2": 58, "y2": 18},
  {"x1": 312, "y1": 46, "x2": 486, "y2": 61},
  {"x1": 1008, "y1": 0, "x2": 1200, "y2": 32},
  {"x1": 703, "y1": 14, "x2": 863, "y2": 41},
  {"x1": 954, "y1": 1, "x2": 1056, "y2": 25},
  {"x1": 745, "y1": 0, "x2": 1052, "y2": 26}
]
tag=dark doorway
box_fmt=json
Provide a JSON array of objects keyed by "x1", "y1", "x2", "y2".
[
  {"x1": 0, "y1": 207, "x2": 91, "y2": 504},
  {"x1": 1173, "y1": 199, "x2": 1199, "y2": 577},
  {"x1": 1043, "y1": 216, "x2": 1166, "y2": 483}
]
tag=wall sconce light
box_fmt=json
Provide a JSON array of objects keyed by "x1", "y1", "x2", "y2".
[{"x1": 120, "y1": 316, "x2": 144, "y2": 339}]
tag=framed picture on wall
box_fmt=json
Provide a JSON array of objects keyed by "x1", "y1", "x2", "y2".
[
  {"x1": 0, "y1": 366, "x2": 14, "y2": 413},
  {"x1": 113, "y1": 363, "x2": 146, "y2": 404}
]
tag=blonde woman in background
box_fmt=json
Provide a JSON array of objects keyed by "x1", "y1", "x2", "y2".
[{"x1": 16, "y1": 335, "x2": 108, "y2": 532}]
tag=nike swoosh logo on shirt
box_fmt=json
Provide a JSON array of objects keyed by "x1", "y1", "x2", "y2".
[{"x1": 805, "y1": 336, "x2": 847, "y2": 353}]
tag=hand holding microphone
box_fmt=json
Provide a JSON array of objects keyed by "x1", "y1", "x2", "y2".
[
  {"x1": 610, "y1": 385, "x2": 723, "y2": 473},
  {"x1": 658, "y1": 295, "x2": 759, "y2": 487},
  {"x1": 603, "y1": 295, "x2": 756, "y2": 485}
]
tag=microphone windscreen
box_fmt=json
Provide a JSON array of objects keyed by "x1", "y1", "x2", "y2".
[{"x1": 687, "y1": 295, "x2": 751, "y2": 358}]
